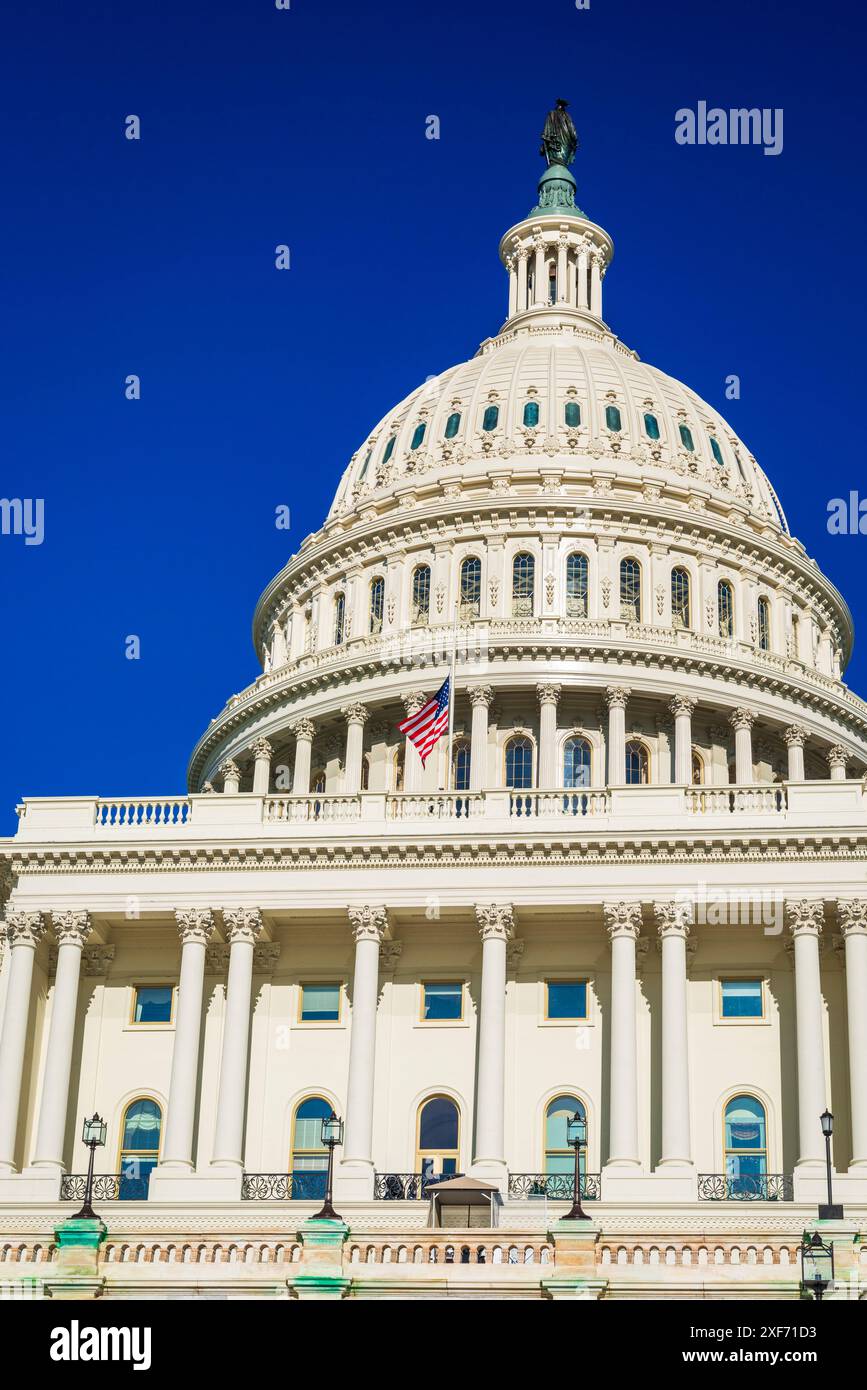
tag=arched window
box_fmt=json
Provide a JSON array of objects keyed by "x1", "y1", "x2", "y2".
[
  {"x1": 416, "y1": 1096, "x2": 460, "y2": 1182},
  {"x1": 564, "y1": 400, "x2": 581, "y2": 428},
  {"x1": 620, "y1": 558, "x2": 641, "y2": 621},
  {"x1": 718, "y1": 580, "x2": 734, "y2": 638},
  {"x1": 119, "y1": 1098, "x2": 162, "y2": 1200},
  {"x1": 724, "y1": 1095, "x2": 768, "y2": 1195},
  {"x1": 605, "y1": 404, "x2": 622, "y2": 432},
  {"x1": 459, "y1": 556, "x2": 481, "y2": 620},
  {"x1": 482, "y1": 404, "x2": 499, "y2": 432},
  {"x1": 410, "y1": 422, "x2": 426, "y2": 451},
  {"x1": 545, "y1": 1095, "x2": 587, "y2": 1179},
  {"x1": 563, "y1": 737, "x2": 591, "y2": 788},
  {"x1": 512, "y1": 552, "x2": 535, "y2": 617},
  {"x1": 757, "y1": 596, "x2": 771, "y2": 651},
  {"x1": 333, "y1": 592, "x2": 345, "y2": 647},
  {"x1": 444, "y1": 411, "x2": 461, "y2": 440},
  {"x1": 382, "y1": 435, "x2": 396, "y2": 465},
  {"x1": 290, "y1": 1096, "x2": 332, "y2": 1200},
  {"x1": 643, "y1": 412, "x2": 660, "y2": 441},
  {"x1": 411, "y1": 565, "x2": 431, "y2": 626},
  {"x1": 671, "y1": 567, "x2": 691, "y2": 630},
  {"x1": 369, "y1": 576, "x2": 385, "y2": 635},
  {"x1": 679, "y1": 423, "x2": 695, "y2": 452},
  {"x1": 625, "y1": 740, "x2": 649, "y2": 785},
  {"x1": 566, "y1": 553, "x2": 588, "y2": 618},
  {"x1": 505, "y1": 736, "x2": 533, "y2": 789},
  {"x1": 453, "y1": 741, "x2": 471, "y2": 792},
  {"x1": 710, "y1": 435, "x2": 725, "y2": 467},
  {"x1": 523, "y1": 400, "x2": 540, "y2": 428},
  {"x1": 548, "y1": 264, "x2": 557, "y2": 304},
  {"x1": 691, "y1": 750, "x2": 704, "y2": 785},
  {"x1": 393, "y1": 746, "x2": 404, "y2": 792}
]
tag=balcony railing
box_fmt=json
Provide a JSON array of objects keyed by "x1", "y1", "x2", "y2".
[
  {"x1": 60, "y1": 1173, "x2": 150, "y2": 1202},
  {"x1": 507, "y1": 1173, "x2": 601, "y2": 1201},
  {"x1": 373, "y1": 1172, "x2": 464, "y2": 1200},
  {"x1": 697, "y1": 1173, "x2": 794, "y2": 1201},
  {"x1": 241, "y1": 1173, "x2": 327, "y2": 1200}
]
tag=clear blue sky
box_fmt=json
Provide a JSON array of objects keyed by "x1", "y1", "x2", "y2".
[{"x1": 1, "y1": 0, "x2": 864, "y2": 830}]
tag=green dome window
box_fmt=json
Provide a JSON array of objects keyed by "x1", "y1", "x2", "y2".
[
  {"x1": 482, "y1": 404, "x2": 500, "y2": 432},
  {"x1": 410, "y1": 422, "x2": 426, "y2": 451},
  {"x1": 710, "y1": 435, "x2": 724, "y2": 467},
  {"x1": 444, "y1": 412, "x2": 461, "y2": 440},
  {"x1": 564, "y1": 401, "x2": 581, "y2": 428},
  {"x1": 679, "y1": 423, "x2": 695, "y2": 452},
  {"x1": 382, "y1": 435, "x2": 395, "y2": 464},
  {"x1": 358, "y1": 449, "x2": 372, "y2": 481},
  {"x1": 643, "y1": 413, "x2": 660, "y2": 441},
  {"x1": 605, "y1": 405, "x2": 622, "y2": 432},
  {"x1": 523, "y1": 400, "x2": 540, "y2": 428}
]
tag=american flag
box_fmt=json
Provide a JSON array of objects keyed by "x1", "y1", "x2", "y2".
[{"x1": 398, "y1": 677, "x2": 451, "y2": 767}]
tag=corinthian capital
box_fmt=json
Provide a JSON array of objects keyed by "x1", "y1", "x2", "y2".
[
  {"x1": 536, "y1": 683, "x2": 561, "y2": 707},
  {"x1": 783, "y1": 724, "x2": 807, "y2": 749},
  {"x1": 290, "y1": 718, "x2": 316, "y2": 742},
  {"x1": 653, "y1": 901, "x2": 692, "y2": 938},
  {"x1": 222, "y1": 907, "x2": 264, "y2": 946},
  {"x1": 786, "y1": 899, "x2": 824, "y2": 938},
  {"x1": 827, "y1": 744, "x2": 848, "y2": 771},
  {"x1": 730, "y1": 707, "x2": 756, "y2": 732},
  {"x1": 5, "y1": 912, "x2": 47, "y2": 948},
  {"x1": 348, "y1": 904, "x2": 388, "y2": 944},
  {"x1": 402, "y1": 690, "x2": 428, "y2": 718},
  {"x1": 51, "y1": 910, "x2": 91, "y2": 949},
  {"x1": 605, "y1": 685, "x2": 630, "y2": 711},
  {"x1": 669, "y1": 696, "x2": 696, "y2": 719},
  {"x1": 467, "y1": 684, "x2": 494, "y2": 710},
  {"x1": 219, "y1": 758, "x2": 241, "y2": 781},
  {"x1": 175, "y1": 908, "x2": 216, "y2": 947},
  {"x1": 250, "y1": 737, "x2": 273, "y2": 760},
  {"x1": 475, "y1": 903, "x2": 515, "y2": 942},
  {"x1": 341, "y1": 703, "x2": 370, "y2": 727},
  {"x1": 837, "y1": 899, "x2": 867, "y2": 937},
  {"x1": 604, "y1": 902, "x2": 642, "y2": 941}
]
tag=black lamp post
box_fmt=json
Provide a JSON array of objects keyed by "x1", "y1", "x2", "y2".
[
  {"x1": 73, "y1": 1114, "x2": 107, "y2": 1220},
  {"x1": 311, "y1": 1111, "x2": 344, "y2": 1222},
  {"x1": 563, "y1": 1110, "x2": 588, "y2": 1221},
  {"x1": 818, "y1": 1109, "x2": 844, "y2": 1220},
  {"x1": 800, "y1": 1231, "x2": 834, "y2": 1301}
]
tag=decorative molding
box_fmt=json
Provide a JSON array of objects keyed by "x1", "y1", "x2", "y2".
[
  {"x1": 604, "y1": 901, "x2": 642, "y2": 941},
  {"x1": 475, "y1": 903, "x2": 515, "y2": 942},
  {"x1": 348, "y1": 904, "x2": 388, "y2": 944},
  {"x1": 175, "y1": 908, "x2": 215, "y2": 948},
  {"x1": 50, "y1": 909, "x2": 91, "y2": 949},
  {"x1": 785, "y1": 899, "x2": 824, "y2": 939},
  {"x1": 222, "y1": 907, "x2": 264, "y2": 947}
]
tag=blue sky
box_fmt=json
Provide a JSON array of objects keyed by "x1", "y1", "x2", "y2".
[{"x1": 1, "y1": 0, "x2": 864, "y2": 830}]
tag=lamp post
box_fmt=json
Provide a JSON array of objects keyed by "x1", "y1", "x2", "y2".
[
  {"x1": 800, "y1": 1231, "x2": 834, "y2": 1301},
  {"x1": 563, "y1": 1110, "x2": 588, "y2": 1221},
  {"x1": 818, "y1": 1109, "x2": 844, "y2": 1220},
  {"x1": 72, "y1": 1114, "x2": 107, "y2": 1220},
  {"x1": 311, "y1": 1111, "x2": 344, "y2": 1222}
]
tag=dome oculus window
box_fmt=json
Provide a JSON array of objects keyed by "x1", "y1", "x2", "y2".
[
  {"x1": 679, "y1": 423, "x2": 695, "y2": 452},
  {"x1": 512, "y1": 552, "x2": 535, "y2": 617},
  {"x1": 382, "y1": 435, "x2": 396, "y2": 464},
  {"x1": 605, "y1": 404, "x2": 622, "y2": 432},
  {"x1": 564, "y1": 401, "x2": 581, "y2": 428},
  {"x1": 522, "y1": 400, "x2": 540, "y2": 428},
  {"x1": 620, "y1": 557, "x2": 642, "y2": 621},
  {"x1": 369, "y1": 576, "x2": 385, "y2": 635},
  {"x1": 643, "y1": 412, "x2": 660, "y2": 441},
  {"x1": 459, "y1": 556, "x2": 481, "y2": 620},
  {"x1": 710, "y1": 435, "x2": 725, "y2": 467},
  {"x1": 444, "y1": 412, "x2": 461, "y2": 440},
  {"x1": 671, "y1": 566, "x2": 691, "y2": 630},
  {"x1": 482, "y1": 404, "x2": 500, "y2": 432},
  {"x1": 566, "y1": 552, "x2": 588, "y2": 618},
  {"x1": 410, "y1": 422, "x2": 426, "y2": 451}
]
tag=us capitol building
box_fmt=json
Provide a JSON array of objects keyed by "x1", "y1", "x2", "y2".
[{"x1": 2, "y1": 104, "x2": 866, "y2": 1300}]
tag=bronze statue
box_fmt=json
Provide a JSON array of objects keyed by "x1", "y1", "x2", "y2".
[{"x1": 540, "y1": 98, "x2": 578, "y2": 168}]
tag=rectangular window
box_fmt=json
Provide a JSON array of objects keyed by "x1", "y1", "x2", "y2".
[
  {"x1": 300, "y1": 983, "x2": 341, "y2": 1022},
  {"x1": 720, "y1": 978, "x2": 763, "y2": 1019},
  {"x1": 545, "y1": 980, "x2": 588, "y2": 1020},
  {"x1": 133, "y1": 985, "x2": 173, "y2": 1024},
  {"x1": 422, "y1": 981, "x2": 463, "y2": 1021}
]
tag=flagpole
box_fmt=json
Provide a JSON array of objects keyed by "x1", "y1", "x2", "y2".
[{"x1": 445, "y1": 601, "x2": 458, "y2": 793}]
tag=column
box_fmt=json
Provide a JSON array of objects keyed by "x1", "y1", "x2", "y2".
[
  {"x1": 507, "y1": 256, "x2": 518, "y2": 317},
  {"x1": 31, "y1": 911, "x2": 91, "y2": 1171},
  {"x1": 341, "y1": 703, "x2": 370, "y2": 794},
  {"x1": 401, "y1": 691, "x2": 428, "y2": 792},
  {"x1": 654, "y1": 903, "x2": 692, "y2": 1167},
  {"x1": 556, "y1": 236, "x2": 568, "y2": 303},
  {"x1": 838, "y1": 901, "x2": 867, "y2": 1166},
  {"x1": 271, "y1": 619, "x2": 287, "y2": 669},
  {"x1": 516, "y1": 249, "x2": 528, "y2": 313},
  {"x1": 250, "y1": 738, "x2": 273, "y2": 795},
  {"x1": 786, "y1": 901, "x2": 827, "y2": 1166},
  {"x1": 160, "y1": 910, "x2": 215, "y2": 1170},
  {"x1": 473, "y1": 904, "x2": 513, "y2": 1179},
  {"x1": 730, "y1": 707, "x2": 755, "y2": 784},
  {"x1": 290, "y1": 718, "x2": 316, "y2": 795},
  {"x1": 670, "y1": 696, "x2": 696, "y2": 785},
  {"x1": 467, "y1": 685, "x2": 493, "y2": 792},
  {"x1": 211, "y1": 908, "x2": 263, "y2": 1169},
  {"x1": 342, "y1": 906, "x2": 387, "y2": 1176},
  {"x1": 536, "y1": 683, "x2": 561, "y2": 789},
  {"x1": 590, "y1": 250, "x2": 603, "y2": 316},
  {"x1": 0, "y1": 913, "x2": 46, "y2": 1172},
  {"x1": 220, "y1": 759, "x2": 241, "y2": 794},
  {"x1": 827, "y1": 744, "x2": 848, "y2": 782},
  {"x1": 784, "y1": 725, "x2": 806, "y2": 782},
  {"x1": 604, "y1": 902, "x2": 642, "y2": 1167},
  {"x1": 605, "y1": 686, "x2": 630, "y2": 785},
  {"x1": 576, "y1": 243, "x2": 589, "y2": 309}
]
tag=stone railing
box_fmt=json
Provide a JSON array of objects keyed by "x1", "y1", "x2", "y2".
[
  {"x1": 346, "y1": 1237, "x2": 553, "y2": 1266},
  {"x1": 685, "y1": 785, "x2": 787, "y2": 815},
  {"x1": 94, "y1": 797, "x2": 193, "y2": 827},
  {"x1": 263, "y1": 794, "x2": 361, "y2": 824}
]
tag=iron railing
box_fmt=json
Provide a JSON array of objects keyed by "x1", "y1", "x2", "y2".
[
  {"x1": 697, "y1": 1173, "x2": 794, "y2": 1201},
  {"x1": 373, "y1": 1172, "x2": 464, "y2": 1200},
  {"x1": 241, "y1": 1173, "x2": 329, "y2": 1200},
  {"x1": 507, "y1": 1173, "x2": 601, "y2": 1201},
  {"x1": 60, "y1": 1173, "x2": 150, "y2": 1202}
]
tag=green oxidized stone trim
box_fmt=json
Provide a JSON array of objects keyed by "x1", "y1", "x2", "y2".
[{"x1": 53, "y1": 1216, "x2": 108, "y2": 1251}]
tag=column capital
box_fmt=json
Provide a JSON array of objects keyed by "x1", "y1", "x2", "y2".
[
  {"x1": 467, "y1": 684, "x2": 494, "y2": 709},
  {"x1": 290, "y1": 717, "x2": 316, "y2": 742},
  {"x1": 175, "y1": 908, "x2": 216, "y2": 947},
  {"x1": 348, "y1": 904, "x2": 389, "y2": 944},
  {"x1": 222, "y1": 907, "x2": 264, "y2": 946},
  {"x1": 219, "y1": 758, "x2": 241, "y2": 780},
  {"x1": 341, "y1": 702, "x2": 370, "y2": 727},
  {"x1": 402, "y1": 690, "x2": 428, "y2": 717},
  {"x1": 669, "y1": 696, "x2": 696, "y2": 718},
  {"x1": 605, "y1": 685, "x2": 630, "y2": 710},
  {"x1": 654, "y1": 901, "x2": 692, "y2": 938},
  {"x1": 50, "y1": 910, "x2": 91, "y2": 948},
  {"x1": 730, "y1": 707, "x2": 756, "y2": 732},
  {"x1": 783, "y1": 724, "x2": 807, "y2": 749},
  {"x1": 475, "y1": 903, "x2": 515, "y2": 942},
  {"x1": 837, "y1": 899, "x2": 867, "y2": 938},
  {"x1": 536, "y1": 682, "x2": 561, "y2": 707},
  {"x1": 5, "y1": 911, "x2": 46, "y2": 947},
  {"x1": 250, "y1": 737, "x2": 273, "y2": 759},
  {"x1": 604, "y1": 901, "x2": 642, "y2": 941},
  {"x1": 827, "y1": 744, "x2": 848, "y2": 771},
  {"x1": 786, "y1": 899, "x2": 824, "y2": 939}
]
